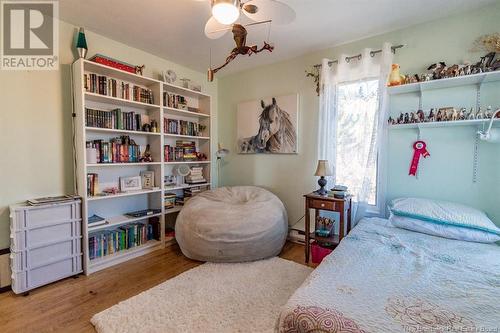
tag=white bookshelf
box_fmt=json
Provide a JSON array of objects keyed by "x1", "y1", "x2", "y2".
[{"x1": 72, "y1": 59, "x2": 212, "y2": 274}]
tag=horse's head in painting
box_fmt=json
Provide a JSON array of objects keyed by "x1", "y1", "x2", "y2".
[{"x1": 256, "y1": 98, "x2": 282, "y2": 150}]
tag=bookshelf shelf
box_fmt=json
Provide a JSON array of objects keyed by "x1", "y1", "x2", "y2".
[
  {"x1": 164, "y1": 183, "x2": 211, "y2": 191},
  {"x1": 86, "y1": 162, "x2": 162, "y2": 167},
  {"x1": 85, "y1": 92, "x2": 160, "y2": 110},
  {"x1": 84, "y1": 59, "x2": 161, "y2": 87},
  {"x1": 88, "y1": 213, "x2": 162, "y2": 232},
  {"x1": 165, "y1": 206, "x2": 182, "y2": 214},
  {"x1": 87, "y1": 189, "x2": 162, "y2": 201},
  {"x1": 73, "y1": 58, "x2": 212, "y2": 274},
  {"x1": 163, "y1": 106, "x2": 210, "y2": 118},
  {"x1": 163, "y1": 82, "x2": 210, "y2": 99},
  {"x1": 88, "y1": 240, "x2": 162, "y2": 273},
  {"x1": 164, "y1": 133, "x2": 210, "y2": 140},
  {"x1": 85, "y1": 127, "x2": 161, "y2": 136},
  {"x1": 164, "y1": 161, "x2": 211, "y2": 165}
]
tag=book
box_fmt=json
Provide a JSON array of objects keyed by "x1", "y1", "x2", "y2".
[
  {"x1": 84, "y1": 72, "x2": 154, "y2": 104},
  {"x1": 88, "y1": 214, "x2": 107, "y2": 227}
]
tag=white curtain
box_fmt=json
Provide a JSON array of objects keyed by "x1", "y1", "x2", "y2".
[{"x1": 318, "y1": 43, "x2": 393, "y2": 224}]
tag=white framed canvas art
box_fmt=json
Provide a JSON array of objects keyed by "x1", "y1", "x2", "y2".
[{"x1": 237, "y1": 94, "x2": 298, "y2": 154}]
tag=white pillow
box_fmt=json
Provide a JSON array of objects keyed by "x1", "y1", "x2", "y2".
[
  {"x1": 390, "y1": 214, "x2": 500, "y2": 243},
  {"x1": 388, "y1": 197, "x2": 500, "y2": 243}
]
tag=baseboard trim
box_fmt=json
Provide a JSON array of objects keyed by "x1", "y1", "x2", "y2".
[
  {"x1": 0, "y1": 285, "x2": 12, "y2": 293},
  {"x1": 0, "y1": 248, "x2": 10, "y2": 255}
]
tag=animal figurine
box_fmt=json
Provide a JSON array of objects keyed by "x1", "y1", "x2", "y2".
[
  {"x1": 387, "y1": 116, "x2": 395, "y2": 125},
  {"x1": 135, "y1": 64, "x2": 145, "y2": 76},
  {"x1": 485, "y1": 106, "x2": 493, "y2": 118},
  {"x1": 458, "y1": 108, "x2": 466, "y2": 120},
  {"x1": 397, "y1": 113, "x2": 404, "y2": 124},
  {"x1": 388, "y1": 64, "x2": 405, "y2": 86},
  {"x1": 467, "y1": 108, "x2": 476, "y2": 120},
  {"x1": 410, "y1": 112, "x2": 418, "y2": 123},
  {"x1": 428, "y1": 109, "x2": 435, "y2": 122},
  {"x1": 476, "y1": 107, "x2": 484, "y2": 120},
  {"x1": 436, "y1": 110, "x2": 443, "y2": 122},
  {"x1": 403, "y1": 113, "x2": 410, "y2": 124},
  {"x1": 417, "y1": 110, "x2": 425, "y2": 123},
  {"x1": 450, "y1": 108, "x2": 458, "y2": 121},
  {"x1": 427, "y1": 62, "x2": 447, "y2": 79}
]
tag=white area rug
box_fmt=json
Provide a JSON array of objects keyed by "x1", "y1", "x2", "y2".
[{"x1": 91, "y1": 257, "x2": 312, "y2": 333}]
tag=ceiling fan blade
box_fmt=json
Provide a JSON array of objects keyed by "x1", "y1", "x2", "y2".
[
  {"x1": 204, "y1": 16, "x2": 230, "y2": 39},
  {"x1": 242, "y1": 0, "x2": 295, "y2": 25}
]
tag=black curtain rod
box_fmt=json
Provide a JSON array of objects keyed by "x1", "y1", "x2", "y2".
[{"x1": 313, "y1": 44, "x2": 405, "y2": 68}]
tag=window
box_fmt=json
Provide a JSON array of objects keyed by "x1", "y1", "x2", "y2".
[{"x1": 335, "y1": 79, "x2": 379, "y2": 206}]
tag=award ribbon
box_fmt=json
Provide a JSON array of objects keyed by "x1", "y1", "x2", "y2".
[{"x1": 409, "y1": 140, "x2": 430, "y2": 176}]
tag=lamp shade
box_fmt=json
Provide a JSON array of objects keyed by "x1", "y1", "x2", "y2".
[{"x1": 314, "y1": 160, "x2": 332, "y2": 177}]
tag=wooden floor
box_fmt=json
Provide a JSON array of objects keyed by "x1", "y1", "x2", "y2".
[{"x1": 0, "y1": 242, "x2": 310, "y2": 333}]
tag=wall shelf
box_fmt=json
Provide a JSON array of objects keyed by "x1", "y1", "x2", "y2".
[
  {"x1": 164, "y1": 133, "x2": 210, "y2": 140},
  {"x1": 389, "y1": 119, "x2": 499, "y2": 130},
  {"x1": 87, "y1": 189, "x2": 162, "y2": 201},
  {"x1": 388, "y1": 71, "x2": 500, "y2": 95},
  {"x1": 164, "y1": 161, "x2": 211, "y2": 165}
]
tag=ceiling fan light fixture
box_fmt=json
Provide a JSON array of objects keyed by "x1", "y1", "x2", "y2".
[{"x1": 211, "y1": 0, "x2": 240, "y2": 25}]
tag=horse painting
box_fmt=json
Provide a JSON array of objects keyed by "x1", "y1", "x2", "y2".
[{"x1": 238, "y1": 97, "x2": 297, "y2": 154}]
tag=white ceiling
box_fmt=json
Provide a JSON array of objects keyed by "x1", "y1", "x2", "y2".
[{"x1": 59, "y1": 0, "x2": 496, "y2": 76}]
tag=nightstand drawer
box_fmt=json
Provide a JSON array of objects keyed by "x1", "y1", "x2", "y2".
[{"x1": 310, "y1": 199, "x2": 335, "y2": 210}]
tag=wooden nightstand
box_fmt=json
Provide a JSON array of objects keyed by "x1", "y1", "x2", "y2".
[{"x1": 304, "y1": 192, "x2": 352, "y2": 263}]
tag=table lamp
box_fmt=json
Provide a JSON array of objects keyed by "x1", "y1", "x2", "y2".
[{"x1": 314, "y1": 160, "x2": 332, "y2": 196}]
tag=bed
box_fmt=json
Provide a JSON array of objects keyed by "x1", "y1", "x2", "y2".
[{"x1": 277, "y1": 217, "x2": 500, "y2": 332}]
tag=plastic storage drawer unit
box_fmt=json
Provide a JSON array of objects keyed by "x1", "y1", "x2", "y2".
[{"x1": 9, "y1": 199, "x2": 83, "y2": 294}]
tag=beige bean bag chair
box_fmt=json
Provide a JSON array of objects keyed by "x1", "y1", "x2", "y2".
[{"x1": 175, "y1": 186, "x2": 288, "y2": 262}]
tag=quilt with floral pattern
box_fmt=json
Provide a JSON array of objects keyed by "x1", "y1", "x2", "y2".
[{"x1": 277, "y1": 217, "x2": 500, "y2": 333}]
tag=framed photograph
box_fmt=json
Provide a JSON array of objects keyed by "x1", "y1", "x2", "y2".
[
  {"x1": 140, "y1": 171, "x2": 155, "y2": 189},
  {"x1": 119, "y1": 176, "x2": 142, "y2": 192},
  {"x1": 237, "y1": 94, "x2": 298, "y2": 154}
]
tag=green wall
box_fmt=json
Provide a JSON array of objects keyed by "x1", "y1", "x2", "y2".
[{"x1": 217, "y1": 3, "x2": 500, "y2": 227}]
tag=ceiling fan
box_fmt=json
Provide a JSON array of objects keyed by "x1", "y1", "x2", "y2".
[{"x1": 201, "y1": 0, "x2": 296, "y2": 81}]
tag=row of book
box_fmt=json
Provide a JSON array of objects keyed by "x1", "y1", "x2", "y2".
[
  {"x1": 84, "y1": 73, "x2": 155, "y2": 104},
  {"x1": 85, "y1": 108, "x2": 157, "y2": 132},
  {"x1": 86, "y1": 136, "x2": 146, "y2": 163},
  {"x1": 164, "y1": 141, "x2": 197, "y2": 162},
  {"x1": 185, "y1": 166, "x2": 206, "y2": 184},
  {"x1": 164, "y1": 119, "x2": 202, "y2": 136},
  {"x1": 87, "y1": 173, "x2": 99, "y2": 196},
  {"x1": 88, "y1": 223, "x2": 154, "y2": 260},
  {"x1": 164, "y1": 92, "x2": 187, "y2": 109}
]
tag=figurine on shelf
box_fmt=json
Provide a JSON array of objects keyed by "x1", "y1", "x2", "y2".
[
  {"x1": 417, "y1": 110, "x2": 425, "y2": 123},
  {"x1": 388, "y1": 64, "x2": 405, "y2": 86},
  {"x1": 428, "y1": 109, "x2": 435, "y2": 122},
  {"x1": 450, "y1": 108, "x2": 458, "y2": 121},
  {"x1": 410, "y1": 112, "x2": 418, "y2": 123},
  {"x1": 196, "y1": 152, "x2": 208, "y2": 161},
  {"x1": 135, "y1": 64, "x2": 145, "y2": 76},
  {"x1": 476, "y1": 108, "x2": 484, "y2": 120},
  {"x1": 140, "y1": 144, "x2": 153, "y2": 162},
  {"x1": 436, "y1": 110, "x2": 443, "y2": 122},
  {"x1": 467, "y1": 108, "x2": 476, "y2": 120},
  {"x1": 485, "y1": 106, "x2": 493, "y2": 118},
  {"x1": 150, "y1": 120, "x2": 158, "y2": 133},
  {"x1": 404, "y1": 113, "x2": 410, "y2": 124},
  {"x1": 458, "y1": 108, "x2": 466, "y2": 120},
  {"x1": 427, "y1": 62, "x2": 447, "y2": 79},
  {"x1": 387, "y1": 116, "x2": 395, "y2": 125},
  {"x1": 397, "y1": 113, "x2": 404, "y2": 124}
]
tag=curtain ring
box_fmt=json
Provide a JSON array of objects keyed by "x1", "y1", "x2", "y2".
[
  {"x1": 370, "y1": 51, "x2": 375, "y2": 57},
  {"x1": 345, "y1": 57, "x2": 350, "y2": 63},
  {"x1": 357, "y1": 54, "x2": 362, "y2": 60}
]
